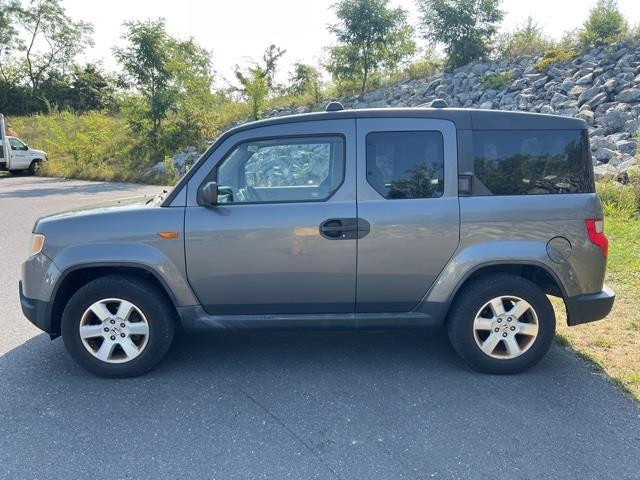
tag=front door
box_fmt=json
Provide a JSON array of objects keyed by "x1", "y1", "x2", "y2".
[
  {"x1": 8, "y1": 137, "x2": 28, "y2": 169},
  {"x1": 355, "y1": 118, "x2": 460, "y2": 313},
  {"x1": 184, "y1": 119, "x2": 357, "y2": 315}
]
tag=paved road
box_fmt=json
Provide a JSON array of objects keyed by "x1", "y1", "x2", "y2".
[{"x1": 1, "y1": 175, "x2": 639, "y2": 480}]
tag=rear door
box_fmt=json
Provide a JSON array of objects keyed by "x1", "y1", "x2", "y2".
[{"x1": 355, "y1": 118, "x2": 460, "y2": 313}]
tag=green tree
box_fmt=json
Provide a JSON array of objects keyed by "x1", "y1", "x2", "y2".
[
  {"x1": 0, "y1": 0, "x2": 22, "y2": 105},
  {"x1": 579, "y1": 0, "x2": 627, "y2": 48},
  {"x1": 69, "y1": 64, "x2": 117, "y2": 113},
  {"x1": 15, "y1": 0, "x2": 93, "y2": 110},
  {"x1": 417, "y1": 0, "x2": 504, "y2": 68},
  {"x1": 288, "y1": 63, "x2": 322, "y2": 103},
  {"x1": 327, "y1": 0, "x2": 415, "y2": 95},
  {"x1": 234, "y1": 44, "x2": 286, "y2": 119},
  {"x1": 497, "y1": 17, "x2": 553, "y2": 58},
  {"x1": 114, "y1": 19, "x2": 215, "y2": 160}
]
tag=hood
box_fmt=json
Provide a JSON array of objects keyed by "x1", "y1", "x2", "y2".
[{"x1": 34, "y1": 194, "x2": 157, "y2": 232}]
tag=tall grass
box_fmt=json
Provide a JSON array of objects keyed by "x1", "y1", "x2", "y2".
[
  {"x1": 11, "y1": 112, "x2": 147, "y2": 183},
  {"x1": 10, "y1": 102, "x2": 253, "y2": 184},
  {"x1": 597, "y1": 156, "x2": 640, "y2": 219}
]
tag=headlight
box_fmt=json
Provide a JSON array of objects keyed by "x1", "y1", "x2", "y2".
[{"x1": 29, "y1": 234, "x2": 45, "y2": 257}]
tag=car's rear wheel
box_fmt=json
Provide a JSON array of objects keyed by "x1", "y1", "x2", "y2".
[
  {"x1": 447, "y1": 273, "x2": 555, "y2": 374},
  {"x1": 61, "y1": 275, "x2": 175, "y2": 377}
]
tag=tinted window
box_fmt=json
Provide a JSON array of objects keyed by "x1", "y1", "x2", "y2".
[
  {"x1": 366, "y1": 131, "x2": 444, "y2": 199},
  {"x1": 216, "y1": 136, "x2": 344, "y2": 204},
  {"x1": 473, "y1": 130, "x2": 594, "y2": 195}
]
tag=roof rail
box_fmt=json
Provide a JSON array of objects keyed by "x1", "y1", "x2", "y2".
[
  {"x1": 325, "y1": 101, "x2": 344, "y2": 112},
  {"x1": 429, "y1": 99, "x2": 448, "y2": 108}
]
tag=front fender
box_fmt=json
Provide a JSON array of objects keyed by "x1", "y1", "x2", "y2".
[
  {"x1": 50, "y1": 242, "x2": 198, "y2": 306},
  {"x1": 423, "y1": 240, "x2": 580, "y2": 304}
]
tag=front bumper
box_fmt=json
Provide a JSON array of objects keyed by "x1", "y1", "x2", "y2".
[
  {"x1": 565, "y1": 285, "x2": 615, "y2": 326},
  {"x1": 19, "y1": 280, "x2": 54, "y2": 334}
]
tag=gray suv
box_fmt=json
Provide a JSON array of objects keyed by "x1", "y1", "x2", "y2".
[{"x1": 20, "y1": 103, "x2": 615, "y2": 377}]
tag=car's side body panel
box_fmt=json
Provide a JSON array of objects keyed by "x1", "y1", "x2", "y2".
[{"x1": 424, "y1": 193, "x2": 606, "y2": 303}]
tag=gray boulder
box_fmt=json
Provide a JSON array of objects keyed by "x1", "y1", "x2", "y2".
[
  {"x1": 593, "y1": 163, "x2": 618, "y2": 180},
  {"x1": 616, "y1": 88, "x2": 640, "y2": 103},
  {"x1": 578, "y1": 87, "x2": 603, "y2": 106},
  {"x1": 616, "y1": 140, "x2": 637, "y2": 156}
]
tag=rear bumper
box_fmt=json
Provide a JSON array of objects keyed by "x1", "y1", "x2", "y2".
[
  {"x1": 565, "y1": 285, "x2": 615, "y2": 326},
  {"x1": 19, "y1": 281, "x2": 55, "y2": 335}
]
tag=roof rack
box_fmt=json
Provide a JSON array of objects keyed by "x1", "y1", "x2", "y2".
[
  {"x1": 325, "y1": 101, "x2": 344, "y2": 112},
  {"x1": 429, "y1": 99, "x2": 448, "y2": 108}
]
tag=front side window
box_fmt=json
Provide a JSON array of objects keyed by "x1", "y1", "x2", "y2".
[
  {"x1": 9, "y1": 138, "x2": 25, "y2": 150},
  {"x1": 216, "y1": 136, "x2": 344, "y2": 204},
  {"x1": 472, "y1": 129, "x2": 594, "y2": 195},
  {"x1": 366, "y1": 131, "x2": 444, "y2": 199}
]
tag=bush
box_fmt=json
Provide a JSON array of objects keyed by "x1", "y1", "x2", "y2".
[
  {"x1": 597, "y1": 178, "x2": 640, "y2": 219},
  {"x1": 496, "y1": 17, "x2": 554, "y2": 59},
  {"x1": 479, "y1": 71, "x2": 513, "y2": 89},
  {"x1": 579, "y1": 0, "x2": 627, "y2": 48},
  {"x1": 401, "y1": 55, "x2": 443, "y2": 80},
  {"x1": 535, "y1": 47, "x2": 577, "y2": 71}
]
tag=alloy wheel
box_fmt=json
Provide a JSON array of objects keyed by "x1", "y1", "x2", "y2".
[
  {"x1": 79, "y1": 298, "x2": 150, "y2": 363},
  {"x1": 472, "y1": 295, "x2": 539, "y2": 359}
]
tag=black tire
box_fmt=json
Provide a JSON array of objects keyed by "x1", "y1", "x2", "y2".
[
  {"x1": 447, "y1": 273, "x2": 555, "y2": 374},
  {"x1": 28, "y1": 160, "x2": 41, "y2": 175},
  {"x1": 61, "y1": 275, "x2": 175, "y2": 377}
]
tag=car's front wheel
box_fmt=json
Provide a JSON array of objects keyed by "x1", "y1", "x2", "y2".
[
  {"x1": 447, "y1": 273, "x2": 555, "y2": 374},
  {"x1": 28, "y1": 160, "x2": 42, "y2": 175},
  {"x1": 61, "y1": 275, "x2": 175, "y2": 377}
]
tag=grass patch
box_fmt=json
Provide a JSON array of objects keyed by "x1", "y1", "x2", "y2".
[
  {"x1": 535, "y1": 47, "x2": 577, "y2": 71},
  {"x1": 479, "y1": 71, "x2": 513, "y2": 90},
  {"x1": 556, "y1": 216, "x2": 640, "y2": 402}
]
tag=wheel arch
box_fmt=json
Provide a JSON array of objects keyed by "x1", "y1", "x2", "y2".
[
  {"x1": 48, "y1": 263, "x2": 179, "y2": 337},
  {"x1": 442, "y1": 261, "x2": 567, "y2": 322}
]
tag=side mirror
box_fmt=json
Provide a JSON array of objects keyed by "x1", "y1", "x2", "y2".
[
  {"x1": 200, "y1": 181, "x2": 219, "y2": 205},
  {"x1": 23, "y1": 144, "x2": 29, "y2": 150}
]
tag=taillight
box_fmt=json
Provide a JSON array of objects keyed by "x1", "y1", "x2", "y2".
[{"x1": 585, "y1": 219, "x2": 608, "y2": 257}]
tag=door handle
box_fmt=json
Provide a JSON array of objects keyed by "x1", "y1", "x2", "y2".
[{"x1": 319, "y1": 218, "x2": 370, "y2": 240}]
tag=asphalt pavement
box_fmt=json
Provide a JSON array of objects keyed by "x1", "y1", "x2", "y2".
[{"x1": 1, "y1": 175, "x2": 639, "y2": 480}]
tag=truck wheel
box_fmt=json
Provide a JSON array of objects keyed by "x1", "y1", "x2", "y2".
[
  {"x1": 28, "y1": 160, "x2": 42, "y2": 175},
  {"x1": 447, "y1": 273, "x2": 555, "y2": 374},
  {"x1": 61, "y1": 275, "x2": 175, "y2": 377}
]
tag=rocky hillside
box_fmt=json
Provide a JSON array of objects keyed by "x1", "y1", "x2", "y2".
[
  {"x1": 267, "y1": 39, "x2": 640, "y2": 181},
  {"x1": 162, "y1": 40, "x2": 640, "y2": 182}
]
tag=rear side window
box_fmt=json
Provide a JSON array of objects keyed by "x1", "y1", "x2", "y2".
[
  {"x1": 366, "y1": 131, "x2": 444, "y2": 199},
  {"x1": 472, "y1": 130, "x2": 594, "y2": 195}
]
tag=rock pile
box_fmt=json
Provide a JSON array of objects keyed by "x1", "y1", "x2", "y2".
[
  {"x1": 266, "y1": 39, "x2": 640, "y2": 183},
  {"x1": 153, "y1": 40, "x2": 640, "y2": 183}
]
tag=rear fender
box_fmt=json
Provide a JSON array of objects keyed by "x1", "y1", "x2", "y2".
[{"x1": 423, "y1": 240, "x2": 576, "y2": 304}]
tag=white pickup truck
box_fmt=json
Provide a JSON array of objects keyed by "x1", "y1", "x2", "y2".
[{"x1": 0, "y1": 114, "x2": 48, "y2": 175}]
